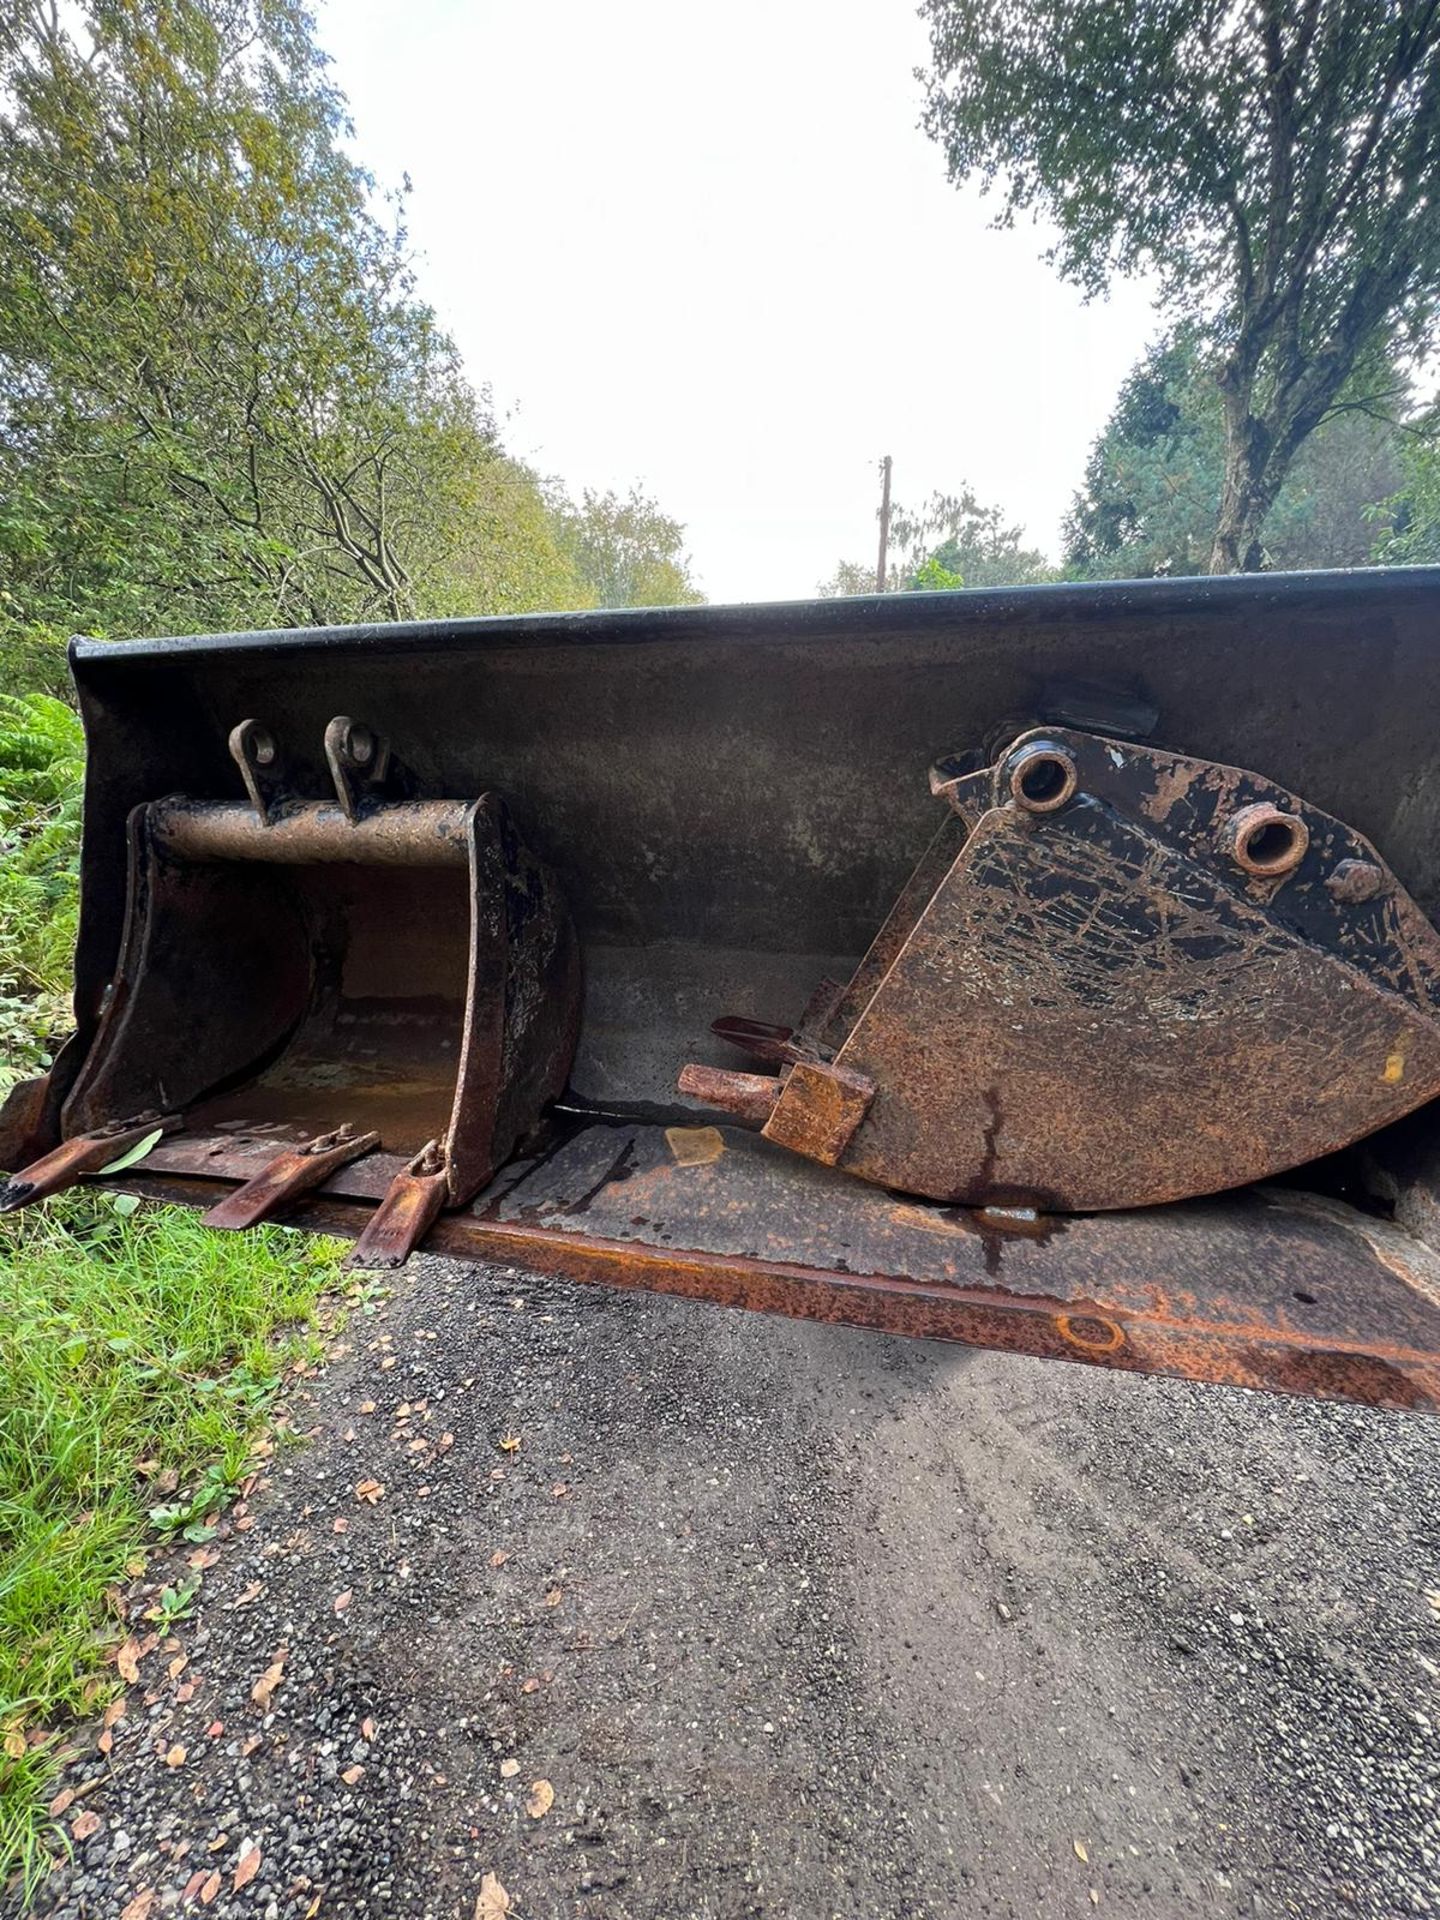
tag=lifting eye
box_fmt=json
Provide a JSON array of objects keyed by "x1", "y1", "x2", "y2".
[
  {"x1": 1224, "y1": 803, "x2": 1309, "y2": 878},
  {"x1": 1008, "y1": 744, "x2": 1078, "y2": 813}
]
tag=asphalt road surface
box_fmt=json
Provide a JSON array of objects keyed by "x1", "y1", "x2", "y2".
[{"x1": 22, "y1": 1251, "x2": 1440, "y2": 1920}]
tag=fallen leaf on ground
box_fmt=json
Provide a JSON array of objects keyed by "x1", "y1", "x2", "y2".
[
  {"x1": 234, "y1": 1514, "x2": 256, "y2": 1532},
  {"x1": 354, "y1": 1479, "x2": 384, "y2": 1503},
  {"x1": 98, "y1": 1729, "x2": 113, "y2": 1755},
  {"x1": 233, "y1": 1844, "x2": 262, "y2": 1890},
  {"x1": 200, "y1": 1868, "x2": 222, "y2": 1904},
  {"x1": 232, "y1": 1580, "x2": 264, "y2": 1607},
  {"x1": 474, "y1": 1872, "x2": 511, "y2": 1918},
  {"x1": 116, "y1": 1640, "x2": 142, "y2": 1683},
  {"x1": 488, "y1": 1550, "x2": 509, "y2": 1568},
  {"x1": 241, "y1": 1734, "x2": 262, "y2": 1755},
  {"x1": 333, "y1": 1518, "x2": 349, "y2": 1534},
  {"x1": 49, "y1": 1787, "x2": 75, "y2": 1817},
  {"x1": 188, "y1": 1547, "x2": 221, "y2": 1570},
  {"x1": 551, "y1": 1483, "x2": 570, "y2": 1500},
  {"x1": 176, "y1": 1681, "x2": 196, "y2": 1703},
  {"x1": 437, "y1": 1433, "x2": 455, "y2": 1453},
  {"x1": 380, "y1": 1356, "x2": 396, "y2": 1370},
  {"x1": 499, "y1": 1758, "x2": 520, "y2": 1779},
  {"x1": 341, "y1": 1764, "x2": 364, "y2": 1785},
  {"x1": 103, "y1": 1698, "x2": 126, "y2": 1730},
  {"x1": 119, "y1": 1889, "x2": 155, "y2": 1920},
  {"x1": 498, "y1": 1432, "x2": 521, "y2": 1453},
  {"x1": 251, "y1": 1649, "x2": 286, "y2": 1710},
  {"x1": 361, "y1": 1716, "x2": 376, "y2": 1741},
  {"x1": 164, "y1": 1744, "x2": 186, "y2": 1767},
  {"x1": 358, "y1": 1400, "x2": 376, "y2": 1414},
  {"x1": 544, "y1": 1587, "x2": 562, "y2": 1608},
  {"x1": 3, "y1": 1727, "x2": 25, "y2": 1760},
  {"x1": 72, "y1": 1810, "x2": 102, "y2": 1842},
  {"x1": 1074, "y1": 1840, "x2": 1090, "y2": 1863},
  {"x1": 168, "y1": 1653, "x2": 188, "y2": 1680},
  {"x1": 333, "y1": 1590, "x2": 352, "y2": 1614},
  {"x1": 526, "y1": 1778, "x2": 555, "y2": 1818}
]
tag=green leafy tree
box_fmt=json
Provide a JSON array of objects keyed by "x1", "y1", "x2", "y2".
[
  {"x1": 0, "y1": 0, "x2": 584, "y2": 637},
  {"x1": 1067, "y1": 330, "x2": 1406, "y2": 576},
  {"x1": 549, "y1": 486, "x2": 703, "y2": 608},
  {"x1": 819, "y1": 485, "x2": 1053, "y2": 595},
  {"x1": 919, "y1": 1, "x2": 1440, "y2": 571},
  {"x1": 1374, "y1": 417, "x2": 1440, "y2": 565}
]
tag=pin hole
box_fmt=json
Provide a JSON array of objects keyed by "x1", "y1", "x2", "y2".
[
  {"x1": 1018, "y1": 756, "x2": 1069, "y2": 804},
  {"x1": 1244, "y1": 819, "x2": 1299, "y2": 868}
]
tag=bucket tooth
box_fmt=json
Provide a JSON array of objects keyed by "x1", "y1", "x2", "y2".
[
  {"x1": 344, "y1": 1140, "x2": 449, "y2": 1272},
  {"x1": 0, "y1": 1112, "x2": 181, "y2": 1213},
  {"x1": 202, "y1": 1125, "x2": 381, "y2": 1230}
]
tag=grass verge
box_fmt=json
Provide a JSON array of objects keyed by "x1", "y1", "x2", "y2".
[{"x1": 0, "y1": 1191, "x2": 346, "y2": 1898}]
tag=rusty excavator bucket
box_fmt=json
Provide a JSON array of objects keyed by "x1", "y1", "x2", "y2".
[{"x1": 9, "y1": 570, "x2": 1440, "y2": 1413}]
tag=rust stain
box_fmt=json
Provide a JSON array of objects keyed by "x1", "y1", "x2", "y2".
[{"x1": 665, "y1": 1125, "x2": 726, "y2": 1167}]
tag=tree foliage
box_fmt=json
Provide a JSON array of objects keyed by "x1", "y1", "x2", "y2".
[
  {"x1": 549, "y1": 486, "x2": 703, "y2": 609},
  {"x1": 920, "y1": 0, "x2": 1440, "y2": 571},
  {"x1": 1373, "y1": 415, "x2": 1440, "y2": 565},
  {"x1": 1066, "y1": 330, "x2": 1406, "y2": 577},
  {"x1": 819, "y1": 485, "x2": 1054, "y2": 595},
  {"x1": 0, "y1": 1, "x2": 698, "y2": 639}
]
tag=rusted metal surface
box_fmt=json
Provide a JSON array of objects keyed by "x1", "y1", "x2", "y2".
[
  {"x1": 56, "y1": 718, "x2": 580, "y2": 1232},
  {"x1": 686, "y1": 727, "x2": 1440, "y2": 1211},
  {"x1": 13, "y1": 570, "x2": 1440, "y2": 1416},
  {"x1": 149, "y1": 796, "x2": 472, "y2": 865},
  {"x1": 762, "y1": 1059, "x2": 875, "y2": 1166},
  {"x1": 344, "y1": 1140, "x2": 449, "y2": 1271},
  {"x1": 202, "y1": 1125, "x2": 381, "y2": 1229},
  {"x1": 676, "y1": 1064, "x2": 779, "y2": 1126},
  {"x1": 97, "y1": 1121, "x2": 1440, "y2": 1416},
  {"x1": 0, "y1": 1112, "x2": 180, "y2": 1212}
]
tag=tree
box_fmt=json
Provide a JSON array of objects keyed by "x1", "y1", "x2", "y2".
[
  {"x1": 549, "y1": 486, "x2": 703, "y2": 608},
  {"x1": 1066, "y1": 329, "x2": 1406, "y2": 576},
  {"x1": 0, "y1": 0, "x2": 585, "y2": 637},
  {"x1": 1373, "y1": 416, "x2": 1440, "y2": 564},
  {"x1": 819, "y1": 484, "x2": 1054, "y2": 595},
  {"x1": 919, "y1": 1, "x2": 1440, "y2": 571}
]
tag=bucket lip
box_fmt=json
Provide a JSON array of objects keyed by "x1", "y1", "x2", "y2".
[{"x1": 68, "y1": 563, "x2": 1440, "y2": 671}]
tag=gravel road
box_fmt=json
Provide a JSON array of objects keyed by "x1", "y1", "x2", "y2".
[{"x1": 17, "y1": 1251, "x2": 1440, "y2": 1920}]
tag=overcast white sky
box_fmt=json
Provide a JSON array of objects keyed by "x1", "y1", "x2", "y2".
[{"x1": 319, "y1": 0, "x2": 1161, "y2": 604}]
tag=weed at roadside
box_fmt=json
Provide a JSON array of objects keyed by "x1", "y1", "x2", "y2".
[{"x1": 0, "y1": 1192, "x2": 345, "y2": 1897}]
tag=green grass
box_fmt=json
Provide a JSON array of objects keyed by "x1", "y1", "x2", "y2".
[
  {"x1": 0, "y1": 687, "x2": 84, "y2": 1094},
  {"x1": 0, "y1": 1193, "x2": 346, "y2": 1894},
  {"x1": 0, "y1": 640, "x2": 355, "y2": 1900}
]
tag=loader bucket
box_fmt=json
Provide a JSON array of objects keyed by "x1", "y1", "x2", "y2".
[{"x1": 10, "y1": 568, "x2": 1440, "y2": 1410}]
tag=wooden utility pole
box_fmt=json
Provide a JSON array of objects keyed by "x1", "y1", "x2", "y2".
[{"x1": 876, "y1": 454, "x2": 893, "y2": 592}]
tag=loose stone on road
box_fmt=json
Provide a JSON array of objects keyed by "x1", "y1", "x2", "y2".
[{"x1": 18, "y1": 1252, "x2": 1440, "y2": 1919}]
